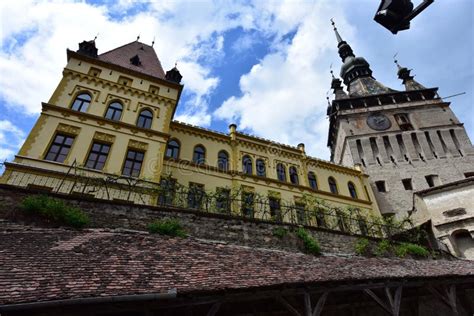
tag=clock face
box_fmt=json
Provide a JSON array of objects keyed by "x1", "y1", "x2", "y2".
[{"x1": 367, "y1": 113, "x2": 391, "y2": 131}]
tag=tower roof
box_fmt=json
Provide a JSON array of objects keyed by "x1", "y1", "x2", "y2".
[
  {"x1": 394, "y1": 59, "x2": 426, "y2": 91},
  {"x1": 97, "y1": 41, "x2": 166, "y2": 80},
  {"x1": 330, "y1": 19, "x2": 396, "y2": 97}
]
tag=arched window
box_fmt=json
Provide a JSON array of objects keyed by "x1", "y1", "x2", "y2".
[
  {"x1": 165, "y1": 139, "x2": 180, "y2": 159},
  {"x1": 276, "y1": 163, "x2": 286, "y2": 182},
  {"x1": 193, "y1": 145, "x2": 206, "y2": 165},
  {"x1": 328, "y1": 177, "x2": 338, "y2": 194},
  {"x1": 308, "y1": 172, "x2": 317, "y2": 190},
  {"x1": 137, "y1": 109, "x2": 153, "y2": 129},
  {"x1": 105, "y1": 102, "x2": 123, "y2": 121},
  {"x1": 289, "y1": 166, "x2": 299, "y2": 185},
  {"x1": 348, "y1": 182, "x2": 357, "y2": 199},
  {"x1": 71, "y1": 93, "x2": 91, "y2": 112},
  {"x1": 256, "y1": 159, "x2": 266, "y2": 177},
  {"x1": 242, "y1": 155, "x2": 252, "y2": 174},
  {"x1": 217, "y1": 150, "x2": 229, "y2": 171}
]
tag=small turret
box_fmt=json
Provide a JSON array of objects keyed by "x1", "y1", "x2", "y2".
[
  {"x1": 77, "y1": 39, "x2": 98, "y2": 58},
  {"x1": 165, "y1": 62, "x2": 183, "y2": 84},
  {"x1": 394, "y1": 58, "x2": 426, "y2": 91},
  {"x1": 330, "y1": 70, "x2": 348, "y2": 100}
]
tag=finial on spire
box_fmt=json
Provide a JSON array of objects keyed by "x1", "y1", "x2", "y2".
[
  {"x1": 136, "y1": 34, "x2": 140, "y2": 41},
  {"x1": 174, "y1": 61, "x2": 178, "y2": 68},
  {"x1": 393, "y1": 52, "x2": 402, "y2": 69},
  {"x1": 94, "y1": 33, "x2": 99, "y2": 41},
  {"x1": 330, "y1": 18, "x2": 343, "y2": 43},
  {"x1": 152, "y1": 36, "x2": 155, "y2": 47}
]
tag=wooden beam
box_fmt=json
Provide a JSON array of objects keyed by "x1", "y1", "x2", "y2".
[
  {"x1": 364, "y1": 289, "x2": 393, "y2": 315},
  {"x1": 312, "y1": 292, "x2": 328, "y2": 316},
  {"x1": 304, "y1": 292, "x2": 312, "y2": 316},
  {"x1": 206, "y1": 302, "x2": 221, "y2": 316},
  {"x1": 428, "y1": 285, "x2": 458, "y2": 315},
  {"x1": 275, "y1": 296, "x2": 302, "y2": 316}
]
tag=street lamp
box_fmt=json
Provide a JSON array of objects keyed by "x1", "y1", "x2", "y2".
[{"x1": 374, "y1": 0, "x2": 434, "y2": 34}]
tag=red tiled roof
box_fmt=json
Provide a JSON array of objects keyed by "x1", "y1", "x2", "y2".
[
  {"x1": 98, "y1": 41, "x2": 166, "y2": 79},
  {"x1": 0, "y1": 223, "x2": 473, "y2": 306}
]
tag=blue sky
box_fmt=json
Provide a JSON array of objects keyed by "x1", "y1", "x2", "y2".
[{"x1": 0, "y1": 0, "x2": 472, "y2": 163}]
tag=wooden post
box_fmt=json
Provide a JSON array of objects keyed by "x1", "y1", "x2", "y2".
[
  {"x1": 364, "y1": 286, "x2": 402, "y2": 316},
  {"x1": 428, "y1": 285, "x2": 458, "y2": 315},
  {"x1": 275, "y1": 296, "x2": 302, "y2": 316},
  {"x1": 207, "y1": 302, "x2": 221, "y2": 316}
]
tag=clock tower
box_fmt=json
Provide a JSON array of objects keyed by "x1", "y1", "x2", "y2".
[{"x1": 327, "y1": 21, "x2": 474, "y2": 217}]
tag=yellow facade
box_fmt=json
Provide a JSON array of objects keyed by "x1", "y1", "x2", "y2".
[{"x1": 1, "y1": 40, "x2": 381, "y2": 224}]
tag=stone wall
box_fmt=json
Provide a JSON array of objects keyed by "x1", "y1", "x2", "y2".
[{"x1": 0, "y1": 184, "x2": 377, "y2": 255}]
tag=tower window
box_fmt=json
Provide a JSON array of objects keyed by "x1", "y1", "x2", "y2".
[
  {"x1": 105, "y1": 102, "x2": 123, "y2": 121},
  {"x1": 217, "y1": 150, "x2": 229, "y2": 171},
  {"x1": 289, "y1": 166, "x2": 299, "y2": 185},
  {"x1": 375, "y1": 181, "x2": 387, "y2": 192},
  {"x1": 137, "y1": 109, "x2": 153, "y2": 129},
  {"x1": 165, "y1": 139, "x2": 180, "y2": 159},
  {"x1": 256, "y1": 159, "x2": 266, "y2": 177},
  {"x1": 71, "y1": 93, "x2": 91, "y2": 112},
  {"x1": 328, "y1": 177, "x2": 338, "y2": 194},
  {"x1": 395, "y1": 113, "x2": 413, "y2": 130},
  {"x1": 308, "y1": 172, "x2": 318, "y2": 190},
  {"x1": 276, "y1": 163, "x2": 286, "y2": 182},
  {"x1": 45, "y1": 134, "x2": 75, "y2": 163},
  {"x1": 402, "y1": 178, "x2": 413, "y2": 190},
  {"x1": 425, "y1": 175, "x2": 440, "y2": 188},
  {"x1": 192, "y1": 145, "x2": 206, "y2": 165},
  {"x1": 242, "y1": 155, "x2": 252, "y2": 174},
  {"x1": 122, "y1": 149, "x2": 144, "y2": 177},
  {"x1": 85, "y1": 142, "x2": 110, "y2": 170},
  {"x1": 348, "y1": 182, "x2": 357, "y2": 199}
]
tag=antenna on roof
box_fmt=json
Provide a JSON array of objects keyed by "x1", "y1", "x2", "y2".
[{"x1": 152, "y1": 36, "x2": 155, "y2": 47}]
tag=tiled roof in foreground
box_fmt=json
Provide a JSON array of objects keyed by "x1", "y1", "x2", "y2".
[{"x1": 1, "y1": 222, "x2": 473, "y2": 306}]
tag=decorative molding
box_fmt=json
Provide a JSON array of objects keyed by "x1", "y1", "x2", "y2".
[
  {"x1": 128, "y1": 139, "x2": 149, "y2": 151},
  {"x1": 68, "y1": 85, "x2": 101, "y2": 102},
  {"x1": 93, "y1": 132, "x2": 116, "y2": 143},
  {"x1": 57, "y1": 123, "x2": 81, "y2": 135},
  {"x1": 18, "y1": 114, "x2": 48, "y2": 156}
]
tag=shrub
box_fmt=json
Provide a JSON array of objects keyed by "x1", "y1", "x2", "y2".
[
  {"x1": 355, "y1": 238, "x2": 370, "y2": 256},
  {"x1": 374, "y1": 239, "x2": 391, "y2": 257},
  {"x1": 21, "y1": 195, "x2": 89, "y2": 228},
  {"x1": 272, "y1": 227, "x2": 288, "y2": 238},
  {"x1": 296, "y1": 228, "x2": 321, "y2": 255},
  {"x1": 395, "y1": 242, "x2": 430, "y2": 258},
  {"x1": 148, "y1": 219, "x2": 186, "y2": 237}
]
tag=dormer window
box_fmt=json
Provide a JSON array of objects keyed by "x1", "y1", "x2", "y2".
[{"x1": 130, "y1": 55, "x2": 142, "y2": 66}]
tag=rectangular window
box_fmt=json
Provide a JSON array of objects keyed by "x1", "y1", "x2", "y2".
[
  {"x1": 268, "y1": 197, "x2": 281, "y2": 222},
  {"x1": 402, "y1": 178, "x2": 413, "y2": 190},
  {"x1": 118, "y1": 76, "x2": 133, "y2": 86},
  {"x1": 375, "y1": 181, "x2": 387, "y2": 192},
  {"x1": 241, "y1": 191, "x2": 254, "y2": 217},
  {"x1": 85, "y1": 142, "x2": 110, "y2": 170},
  {"x1": 188, "y1": 183, "x2": 205, "y2": 210},
  {"x1": 295, "y1": 203, "x2": 306, "y2": 225},
  {"x1": 158, "y1": 178, "x2": 176, "y2": 206},
  {"x1": 215, "y1": 188, "x2": 231, "y2": 213},
  {"x1": 425, "y1": 175, "x2": 440, "y2": 188},
  {"x1": 122, "y1": 149, "x2": 144, "y2": 177},
  {"x1": 88, "y1": 67, "x2": 101, "y2": 77},
  {"x1": 45, "y1": 134, "x2": 75, "y2": 163},
  {"x1": 149, "y1": 85, "x2": 160, "y2": 94}
]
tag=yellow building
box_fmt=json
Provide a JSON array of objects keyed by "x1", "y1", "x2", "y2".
[{"x1": 1, "y1": 39, "x2": 382, "y2": 232}]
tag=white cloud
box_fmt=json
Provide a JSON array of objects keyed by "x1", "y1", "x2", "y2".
[
  {"x1": 0, "y1": 120, "x2": 25, "y2": 161},
  {"x1": 215, "y1": 2, "x2": 353, "y2": 159}
]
